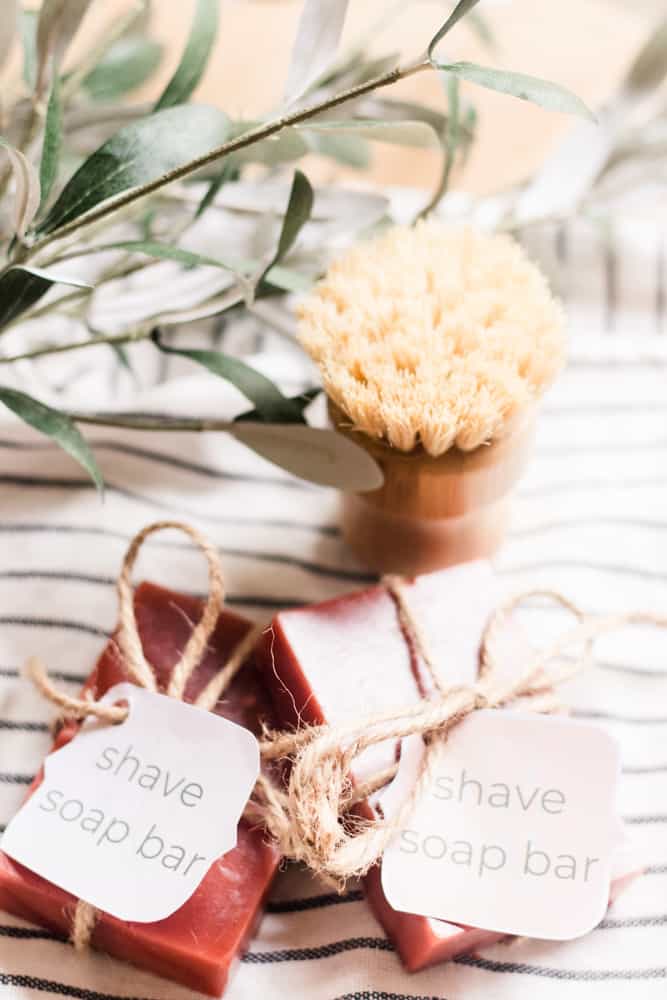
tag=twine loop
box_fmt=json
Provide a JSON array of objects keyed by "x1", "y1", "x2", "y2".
[{"x1": 26, "y1": 520, "x2": 260, "y2": 949}]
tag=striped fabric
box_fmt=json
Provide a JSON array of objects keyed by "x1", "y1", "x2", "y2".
[{"x1": 0, "y1": 209, "x2": 666, "y2": 999}]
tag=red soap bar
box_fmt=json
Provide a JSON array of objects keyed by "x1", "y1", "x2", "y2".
[
  {"x1": 0, "y1": 582, "x2": 280, "y2": 997},
  {"x1": 255, "y1": 562, "x2": 508, "y2": 967},
  {"x1": 254, "y1": 563, "x2": 643, "y2": 971}
]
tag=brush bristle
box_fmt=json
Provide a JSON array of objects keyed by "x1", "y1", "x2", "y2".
[{"x1": 298, "y1": 222, "x2": 566, "y2": 455}]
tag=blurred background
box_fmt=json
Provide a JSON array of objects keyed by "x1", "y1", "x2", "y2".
[{"x1": 33, "y1": 0, "x2": 658, "y2": 196}]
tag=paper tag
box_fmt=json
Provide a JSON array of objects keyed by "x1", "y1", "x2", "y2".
[
  {"x1": 380, "y1": 711, "x2": 624, "y2": 940},
  {"x1": 2, "y1": 683, "x2": 260, "y2": 923}
]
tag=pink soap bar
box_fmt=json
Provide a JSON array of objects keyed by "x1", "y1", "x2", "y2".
[
  {"x1": 0, "y1": 582, "x2": 280, "y2": 996},
  {"x1": 254, "y1": 562, "x2": 643, "y2": 971}
]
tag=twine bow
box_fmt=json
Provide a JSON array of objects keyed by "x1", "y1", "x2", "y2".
[
  {"x1": 27, "y1": 520, "x2": 262, "y2": 949},
  {"x1": 253, "y1": 579, "x2": 667, "y2": 888},
  {"x1": 27, "y1": 520, "x2": 667, "y2": 932}
]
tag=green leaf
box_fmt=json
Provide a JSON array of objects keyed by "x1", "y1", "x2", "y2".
[
  {"x1": 284, "y1": 0, "x2": 350, "y2": 104},
  {"x1": 35, "y1": 0, "x2": 94, "y2": 96},
  {"x1": 0, "y1": 137, "x2": 40, "y2": 238},
  {"x1": 37, "y1": 103, "x2": 232, "y2": 235},
  {"x1": 301, "y1": 119, "x2": 440, "y2": 148},
  {"x1": 0, "y1": 386, "x2": 103, "y2": 493},
  {"x1": 0, "y1": 1, "x2": 17, "y2": 72},
  {"x1": 229, "y1": 123, "x2": 310, "y2": 167},
  {"x1": 304, "y1": 129, "x2": 371, "y2": 168},
  {"x1": 83, "y1": 37, "x2": 163, "y2": 100},
  {"x1": 229, "y1": 423, "x2": 383, "y2": 491},
  {"x1": 236, "y1": 387, "x2": 320, "y2": 423},
  {"x1": 624, "y1": 16, "x2": 667, "y2": 96},
  {"x1": 256, "y1": 169, "x2": 314, "y2": 292},
  {"x1": 195, "y1": 161, "x2": 236, "y2": 219},
  {"x1": 428, "y1": 0, "x2": 482, "y2": 60},
  {"x1": 39, "y1": 77, "x2": 62, "y2": 210},
  {"x1": 88, "y1": 239, "x2": 240, "y2": 273},
  {"x1": 438, "y1": 62, "x2": 595, "y2": 120},
  {"x1": 0, "y1": 265, "x2": 91, "y2": 331},
  {"x1": 155, "y1": 0, "x2": 219, "y2": 110},
  {"x1": 152, "y1": 333, "x2": 306, "y2": 423},
  {"x1": 19, "y1": 8, "x2": 37, "y2": 88}
]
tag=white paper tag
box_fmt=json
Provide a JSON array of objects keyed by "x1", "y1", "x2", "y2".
[
  {"x1": 381, "y1": 711, "x2": 624, "y2": 940},
  {"x1": 2, "y1": 683, "x2": 260, "y2": 923}
]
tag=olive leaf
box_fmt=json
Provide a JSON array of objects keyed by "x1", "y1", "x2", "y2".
[
  {"x1": 37, "y1": 104, "x2": 232, "y2": 235},
  {"x1": 155, "y1": 0, "x2": 219, "y2": 110},
  {"x1": 0, "y1": 386, "x2": 103, "y2": 493},
  {"x1": 35, "y1": 0, "x2": 94, "y2": 97},
  {"x1": 437, "y1": 63, "x2": 594, "y2": 120},
  {"x1": 0, "y1": 138, "x2": 40, "y2": 239},
  {"x1": 20, "y1": 8, "x2": 38, "y2": 88},
  {"x1": 83, "y1": 37, "x2": 163, "y2": 101},
  {"x1": 623, "y1": 16, "x2": 667, "y2": 97},
  {"x1": 38, "y1": 78, "x2": 62, "y2": 211},
  {"x1": 152, "y1": 333, "x2": 307, "y2": 423},
  {"x1": 0, "y1": 1, "x2": 17, "y2": 73},
  {"x1": 305, "y1": 130, "x2": 370, "y2": 168},
  {"x1": 428, "y1": 0, "x2": 482, "y2": 60},
  {"x1": 256, "y1": 169, "x2": 314, "y2": 292},
  {"x1": 229, "y1": 423, "x2": 383, "y2": 491},
  {"x1": 229, "y1": 123, "x2": 310, "y2": 167},
  {"x1": 301, "y1": 119, "x2": 440, "y2": 148},
  {"x1": 285, "y1": 0, "x2": 350, "y2": 105},
  {"x1": 0, "y1": 266, "x2": 91, "y2": 331}
]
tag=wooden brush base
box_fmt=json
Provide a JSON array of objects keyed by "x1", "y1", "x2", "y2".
[{"x1": 329, "y1": 401, "x2": 535, "y2": 577}]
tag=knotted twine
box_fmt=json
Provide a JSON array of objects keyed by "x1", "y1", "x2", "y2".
[
  {"x1": 27, "y1": 520, "x2": 263, "y2": 949},
  {"x1": 27, "y1": 520, "x2": 667, "y2": 938}
]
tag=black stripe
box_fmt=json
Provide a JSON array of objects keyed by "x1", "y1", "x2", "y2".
[
  {"x1": 0, "y1": 924, "x2": 65, "y2": 941},
  {"x1": 513, "y1": 515, "x2": 667, "y2": 537},
  {"x1": 0, "y1": 773, "x2": 33, "y2": 784},
  {"x1": 0, "y1": 719, "x2": 49, "y2": 732},
  {"x1": 520, "y1": 478, "x2": 667, "y2": 497},
  {"x1": 0, "y1": 559, "x2": 371, "y2": 589},
  {"x1": 0, "y1": 616, "x2": 108, "y2": 639},
  {"x1": 0, "y1": 437, "x2": 317, "y2": 493},
  {"x1": 501, "y1": 559, "x2": 667, "y2": 584},
  {"x1": 573, "y1": 709, "x2": 667, "y2": 725},
  {"x1": 0, "y1": 476, "x2": 339, "y2": 536},
  {"x1": 266, "y1": 890, "x2": 364, "y2": 914},
  {"x1": 335, "y1": 993, "x2": 447, "y2": 1000},
  {"x1": 0, "y1": 973, "x2": 160, "y2": 1000},
  {"x1": 543, "y1": 401, "x2": 667, "y2": 415},
  {"x1": 453, "y1": 954, "x2": 667, "y2": 980},
  {"x1": 624, "y1": 814, "x2": 667, "y2": 824},
  {"x1": 243, "y1": 936, "x2": 394, "y2": 963},
  {"x1": 0, "y1": 522, "x2": 369, "y2": 582},
  {"x1": 623, "y1": 762, "x2": 667, "y2": 774},
  {"x1": 599, "y1": 913, "x2": 667, "y2": 929},
  {"x1": 0, "y1": 576, "x2": 310, "y2": 613},
  {"x1": 0, "y1": 667, "x2": 85, "y2": 684}
]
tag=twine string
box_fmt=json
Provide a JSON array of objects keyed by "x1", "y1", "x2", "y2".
[
  {"x1": 254, "y1": 587, "x2": 667, "y2": 887},
  {"x1": 28, "y1": 522, "x2": 667, "y2": 905},
  {"x1": 26, "y1": 520, "x2": 256, "y2": 950}
]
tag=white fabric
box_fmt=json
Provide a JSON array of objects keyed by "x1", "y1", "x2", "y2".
[{"x1": 0, "y1": 210, "x2": 666, "y2": 999}]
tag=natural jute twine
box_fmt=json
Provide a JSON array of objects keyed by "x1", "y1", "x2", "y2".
[
  {"x1": 27, "y1": 520, "x2": 262, "y2": 949},
  {"x1": 27, "y1": 520, "x2": 667, "y2": 948}
]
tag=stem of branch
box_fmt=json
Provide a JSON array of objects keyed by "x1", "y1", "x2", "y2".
[
  {"x1": 0, "y1": 328, "x2": 150, "y2": 364},
  {"x1": 67, "y1": 411, "x2": 235, "y2": 433},
  {"x1": 24, "y1": 57, "x2": 431, "y2": 260}
]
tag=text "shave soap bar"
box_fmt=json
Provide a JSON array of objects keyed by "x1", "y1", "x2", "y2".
[
  {"x1": 381, "y1": 711, "x2": 624, "y2": 940},
  {"x1": 2, "y1": 683, "x2": 260, "y2": 923}
]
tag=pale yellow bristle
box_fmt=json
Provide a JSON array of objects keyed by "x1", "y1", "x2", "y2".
[{"x1": 298, "y1": 222, "x2": 566, "y2": 455}]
